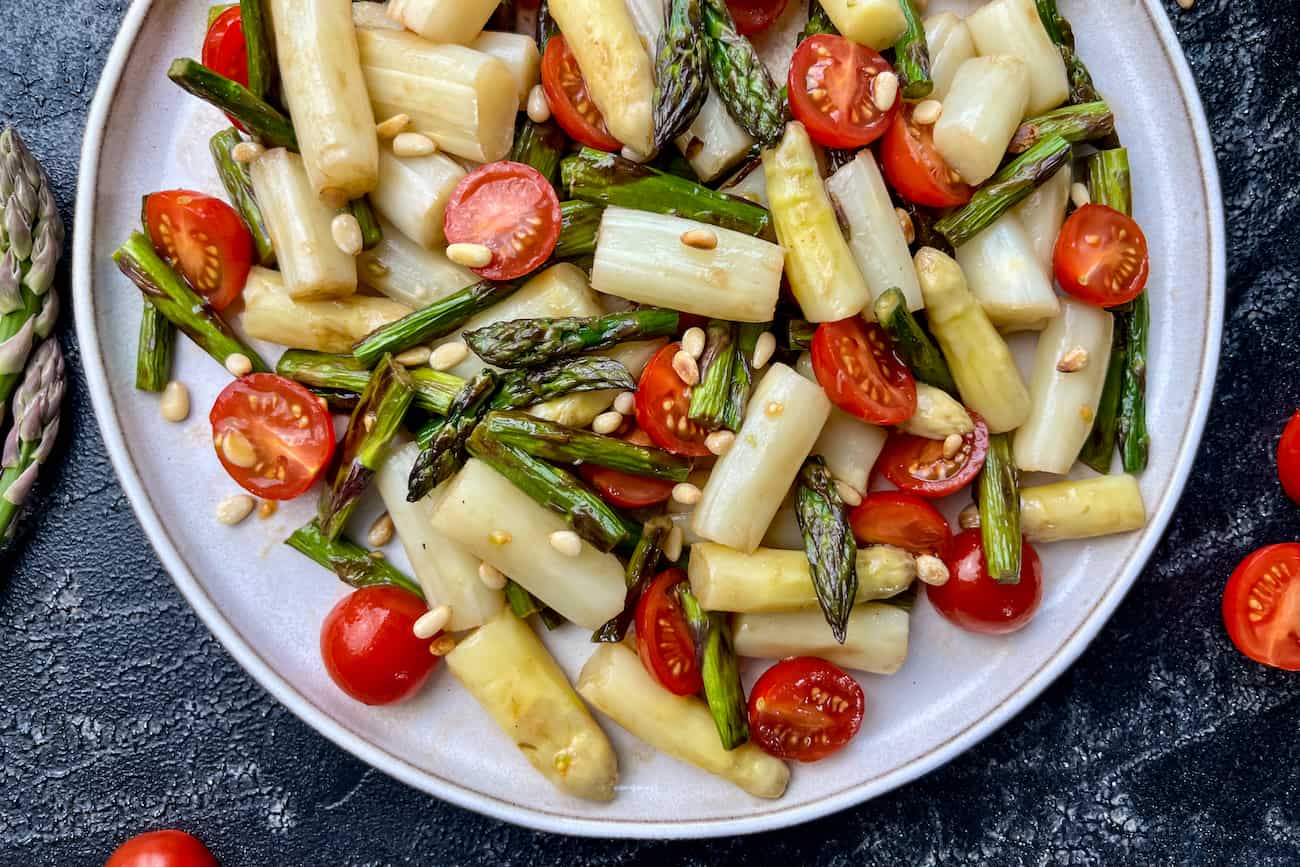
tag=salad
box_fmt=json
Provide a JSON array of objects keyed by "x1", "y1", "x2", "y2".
[{"x1": 112, "y1": 0, "x2": 1153, "y2": 802}]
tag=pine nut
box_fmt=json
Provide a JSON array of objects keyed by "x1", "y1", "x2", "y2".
[
  {"x1": 225, "y1": 353, "x2": 253, "y2": 377},
  {"x1": 895, "y1": 207, "x2": 916, "y2": 245},
  {"x1": 395, "y1": 346, "x2": 432, "y2": 367},
  {"x1": 489, "y1": 529, "x2": 512, "y2": 545},
  {"x1": 672, "y1": 350, "x2": 700, "y2": 385},
  {"x1": 1056, "y1": 346, "x2": 1089, "y2": 373},
  {"x1": 478, "y1": 561, "x2": 507, "y2": 590},
  {"x1": 751, "y1": 332, "x2": 776, "y2": 369},
  {"x1": 680, "y1": 228, "x2": 718, "y2": 250},
  {"x1": 705, "y1": 429, "x2": 736, "y2": 456},
  {"x1": 429, "y1": 341, "x2": 470, "y2": 371},
  {"x1": 942, "y1": 433, "x2": 964, "y2": 460},
  {"x1": 220, "y1": 430, "x2": 258, "y2": 468},
  {"x1": 621, "y1": 146, "x2": 647, "y2": 163},
  {"x1": 592, "y1": 411, "x2": 623, "y2": 435},
  {"x1": 429, "y1": 634, "x2": 458, "y2": 656},
  {"x1": 548, "y1": 530, "x2": 583, "y2": 557},
  {"x1": 1070, "y1": 182, "x2": 1092, "y2": 208},
  {"x1": 916, "y1": 554, "x2": 950, "y2": 586},
  {"x1": 958, "y1": 502, "x2": 980, "y2": 530},
  {"x1": 681, "y1": 326, "x2": 707, "y2": 359},
  {"x1": 663, "y1": 525, "x2": 684, "y2": 562},
  {"x1": 257, "y1": 499, "x2": 277, "y2": 519},
  {"x1": 913, "y1": 99, "x2": 943, "y2": 125},
  {"x1": 446, "y1": 242, "x2": 493, "y2": 268},
  {"x1": 765, "y1": 401, "x2": 785, "y2": 417},
  {"x1": 368, "y1": 512, "x2": 395, "y2": 547},
  {"x1": 393, "y1": 132, "x2": 437, "y2": 158},
  {"x1": 376, "y1": 113, "x2": 411, "y2": 139},
  {"x1": 872, "y1": 72, "x2": 899, "y2": 112},
  {"x1": 526, "y1": 85, "x2": 551, "y2": 123},
  {"x1": 331, "y1": 213, "x2": 363, "y2": 256},
  {"x1": 159, "y1": 380, "x2": 190, "y2": 422},
  {"x1": 672, "y1": 482, "x2": 702, "y2": 505},
  {"x1": 1176, "y1": 0, "x2": 1193, "y2": 8},
  {"x1": 231, "y1": 141, "x2": 264, "y2": 163},
  {"x1": 413, "y1": 605, "x2": 452, "y2": 638},
  {"x1": 613, "y1": 391, "x2": 637, "y2": 416},
  {"x1": 215, "y1": 494, "x2": 255, "y2": 525},
  {"x1": 835, "y1": 480, "x2": 862, "y2": 507}
]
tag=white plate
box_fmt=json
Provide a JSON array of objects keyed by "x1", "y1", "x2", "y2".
[{"x1": 74, "y1": 0, "x2": 1224, "y2": 839}]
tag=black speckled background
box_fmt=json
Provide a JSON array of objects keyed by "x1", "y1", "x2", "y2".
[{"x1": 4, "y1": 1, "x2": 1300, "y2": 864}]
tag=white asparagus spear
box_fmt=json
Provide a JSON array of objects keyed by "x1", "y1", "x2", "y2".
[
  {"x1": 966, "y1": 0, "x2": 1069, "y2": 116},
  {"x1": 238, "y1": 266, "x2": 408, "y2": 353},
  {"x1": 924, "y1": 12, "x2": 977, "y2": 101},
  {"x1": 954, "y1": 210, "x2": 1061, "y2": 333},
  {"x1": 357, "y1": 219, "x2": 477, "y2": 309},
  {"x1": 387, "y1": 0, "x2": 499, "y2": 44},
  {"x1": 1019, "y1": 475, "x2": 1146, "y2": 542},
  {"x1": 734, "y1": 603, "x2": 910, "y2": 674},
  {"x1": 1012, "y1": 159, "x2": 1072, "y2": 270},
  {"x1": 933, "y1": 55, "x2": 1030, "y2": 185},
  {"x1": 794, "y1": 353, "x2": 888, "y2": 494},
  {"x1": 818, "y1": 0, "x2": 907, "y2": 49},
  {"x1": 371, "y1": 149, "x2": 466, "y2": 250},
  {"x1": 471, "y1": 32, "x2": 541, "y2": 109}
]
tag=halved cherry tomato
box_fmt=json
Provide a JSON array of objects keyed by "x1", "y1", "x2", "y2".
[
  {"x1": 748, "y1": 657, "x2": 865, "y2": 762},
  {"x1": 209, "y1": 373, "x2": 336, "y2": 500},
  {"x1": 443, "y1": 162, "x2": 561, "y2": 282},
  {"x1": 540, "y1": 35, "x2": 622, "y2": 152},
  {"x1": 1278, "y1": 410, "x2": 1300, "y2": 505},
  {"x1": 144, "y1": 190, "x2": 253, "y2": 311},
  {"x1": 635, "y1": 342, "x2": 712, "y2": 457},
  {"x1": 1223, "y1": 544, "x2": 1300, "y2": 671},
  {"x1": 788, "y1": 35, "x2": 898, "y2": 149},
  {"x1": 202, "y1": 5, "x2": 249, "y2": 130},
  {"x1": 1053, "y1": 203, "x2": 1150, "y2": 307},
  {"x1": 579, "y1": 431, "x2": 677, "y2": 508},
  {"x1": 849, "y1": 491, "x2": 951, "y2": 555},
  {"x1": 321, "y1": 586, "x2": 439, "y2": 705},
  {"x1": 880, "y1": 105, "x2": 973, "y2": 209},
  {"x1": 877, "y1": 413, "x2": 989, "y2": 499},
  {"x1": 728, "y1": 0, "x2": 790, "y2": 35},
  {"x1": 635, "y1": 569, "x2": 703, "y2": 696},
  {"x1": 811, "y1": 318, "x2": 916, "y2": 426},
  {"x1": 928, "y1": 529, "x2": 1042, "y2": 634},
  {"x1": 105, "y1": 830, "x2": 218, "y2": 867}
]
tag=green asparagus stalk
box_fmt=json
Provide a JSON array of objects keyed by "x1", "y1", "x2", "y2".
[
  {"x1": 463, "y1": 307, "x2": 680, "y2": 368},
  {"x1": 482, "y1": 410, "x2": 691, "y2": 480},
  {"x1": 352, "y1": 281, "x2": 520, "y2": 366},
  {"x1": 555, "y1": 201, "x2": 603, "y2": 260},
  {"x1": 873, "y1": 288, "x2": 958, "y2": 395},
  {"x1": 723, "y1": 322, "x2": 763, "y2": 431},
  {"x1": 699, "y1": 0, "x2": 785, "y2": 146},
  {"x1": 465, "y1": 423, "x2": 637, "y2": 552},
  {"x1": 593, "y1": 515, "x2": 672, "y2": 642},
  {"x1": 406, "y1": 372, "x2": 498, "y2": 502},
  {"x1": 786, "y1": 318, "x2": 815, "y2": 352},
  {"x1": 561, "y1": 148, "x2": 774, "y2": 239},
  {"x1": 238, "y1": 0, "x2": 273, "y2": 102},
  {"x1": 1088, "y1": 147, "x2": 1132, "y2": 213},
  {"x1": 678, "y1": 583, "x2": 749, "y2": 749},
  {"x1": 113, "y1": 232, "x2": 270, "y2": 375},
  {"x1": 0, "y1": 338, "x2": 64, "y2": 541},
  {"x1": 505, "y1": 579, "x2": 564, "y2": 629},
  {"x1": 135, "y1": 302, "x2": 174, "y2": 392},
  {"x1": 653, "y1": 0, "x2": 709, "y2": 153},
  {"x1": 1078, "y1": 317, "x2": 1125, "y2": 473},
  {"x1": 0, "y1": 127, "x2": 64, "y2": 411},
  {"x1": 895, "y1": 0, "x2": 933, "y2": 100},
  {"x1": 1033, "y1": 0, "x2": 1102, "y2": 105},
  {"x1": 209, "y1": 128, "x2": 275, "y2": 266},
  {"x1": 167, "y1": 59, "x2": 298, "y2": 150},
  {"x1": 318, "y1": 355, "x2": 416, "y2": 541},
  {"x1": 934, "y1": 135, "x2": 1072, "y2": 248},
  {"x1": 799, "y1": 0, "x2": 839, "y2": 40},
  {"x1": 978, "y1": 433, "x2": 1021, "y2": 584},
  {"x1": 1009, "y1": 102, "x2": 1114, "y2": 154},
  {"x1": 347, "y1": 197, "x2": 383, "y2": 251},
  {"x1": 688, "y1": 320, "x2": 737, "y2": 429},
  {"x1": 650, "y1": 147, "x2": 703, "y2": 182},
  {"x1": 286, "y1": 520, "x2": 424, "y2": 598},
  {"x1": 510, "y1": 116, "x2": 568, "y2": 189},
  {"x1": 796, "y1": 456, "x2": 857, "y2": 643},
  {"x1": 276, "y1": 349, "x2": 464, "y2": 415}
]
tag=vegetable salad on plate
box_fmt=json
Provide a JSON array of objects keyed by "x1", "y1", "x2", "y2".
[{"x1": 112, "y1": 0, "x2": 1154, "y2": 802}]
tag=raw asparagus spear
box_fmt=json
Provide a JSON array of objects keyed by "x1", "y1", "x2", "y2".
[
  {"x1": 407, "y1": 372, "x2": 498, "y2": 502},
  {"x1": 0, "y1": 338, "x2": 64, "y2": 541},
  {"x1": 795, "y1": 456, "x2": 857, "y2": 643},
  {"x1": 286, "y1": 520, "x2": 424, "y2": 597},
  {"x1": 167, "y1": 59, "x2": 298, "y2": 149},
  {"x1": 276, "y1": 349, "x2": 464, "y2": 415},
  {"x1": 135, "y1": 302, "x2": 174, "y2": 392},
  {"x1": 347, "y1": 197, "x2": 383, "y2": 251},
  {"x1": 1033, "y1": 0, "x2": 1102, "y2": 105},
  {"x1": 482, "y1": 410, "x2": 691, "y2": 480},
  {"x1": 653, "y1": 0, "x2": 709, "y2": 153},
  {"x1": 688, "y1": 320, "x2": 737, "y2": 429},
  {"x1": 510, "y1": 116, "x2": 568, "y2": 189},
  {"x1": 799, "y1": 0, "x2": 839, "y2": 40},
  {"x1": 561, "y1": 149, "x2": 774, "y2": 239},
  {"x1": 555, "y1": 201, "x2": 603, "y2": 260},
  {"x1": 895, "y1": 0, "x2": 933, "y2": 100},
  {"x1": 113, "y1": 232, "x2": 270, "y2": 374},
  {"x1": 209, "y1": 128, "x2": 276, "y2": 266},
  {"x1": 318, "y1": 355, "x2": 416, "y2": 541},
  {"x1": 239, "y1": 0, "x2": 274, "y2": 102},
  {"x1": 678, "y1": 583, "x2": 749, "y2": 750},
  {"x1": 699, "y1": 0, "x2": 785, "y2": 146},
  {"x1": 463, "y1": 308, "x2": 680, "y2": 368},
  {"x1": 352, "y1": 281, "x2": 520, "y2": 366},
  {"x1": 1008, "y1": 101, "x2": 1114, "y2": 154},
  {"x1": 593, "y1": 515, "x2": 672, "y2": 642},
  {"x1": 978, "y1": 433, "x2": 1021, "y2": 584},
  {"x1": 873, "y1": 288, "x2": 958, "y2": 395}
]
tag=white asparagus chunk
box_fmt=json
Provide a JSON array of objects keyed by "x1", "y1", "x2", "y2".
[
  {"x1": 897, "y1": 382, "x2": 976, "y2": 439},
  {"x1": 471, "y1": 32, "x2": 541, "y2": 109},
  {"x1": 676, "y1": 90, "x2": 756, "y2": 182},
  {"x1": 734, "y1": 603, "x2": 910, "y2": 674},
  {"x1": 955, "y1": 210, "x2": 1062, "y2": 332},
  {"x1": 759, "y1": 490, "x2": 804, "y2": 550},
  {"x1": 1020, "y1": 475, "x2": 1146, "y2": 542},
  {"x1": 794, "y1": 352, "x2": 888, "y2": 493},
  {"x1": 376, "y1": 443, "x2": 503, "y2": 631},
  {"x1": 371, "y1": 149, "x2": 466, "y2": 249},
  {"x1": 529, "y1": 339, "x2": 665, "y2": 427},
  {"x1": 249, "y1": 149, "x2": 358, "y2": 300},
  {"x1": 387, "y1": 0, "x2": 499, "y2": 45},
  {"x1": 429, "y1": 459, "x2": 626, "y2": 630},
  {"x1": 718, "y1": 159, "x2": 769, "y2": 208},
  {"x1": 818, "y1": 0, "x2": 907, "y2": 49},
  {"x1": 446, "y1": 611, "x2": 618, "y2": 802},
  {"x1": 924, "y1": 12, "x2": 977, "y2": 101},
  {"x1": 357, "y1": 220, "x2": 477, "y2": 308},
  {"x1": 1012, "y1": 159, "x2": 1072, "y2": 270},
  {"x1": 622, "y1": 0, "x2": 664, "y2": 53},
  {"x1": 692, "y1": 364, "x2": 831, "y2": 552},
  {"x1": 590, "y1": 207, "x2": 784, "y2": 323},
  {"x1": 966, "y1": 0, "x2": 1069, "y2": 116},
  {"x1": 576, "y1": 643, "x2": 789, "y2": 798},
  {"x1": 1013, "y1": 300, "x2": 1114, "y2": 473},
  {"x1": 269, "y1": 0, "x2": 378, "y2": 206},
  {"x1": 239, "y1": 266, "x2": 408, "y2": 352},
  {"x1": 933, "y1": 56, "x2": 1030, "y2": 185},
  {"x1": 352, "y1": 0, "x2": 403, "y2": 30}
]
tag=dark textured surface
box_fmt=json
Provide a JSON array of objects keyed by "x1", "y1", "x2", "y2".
[{"x1": 3, "y1": 1, "x2": 1300, "y2": 864}]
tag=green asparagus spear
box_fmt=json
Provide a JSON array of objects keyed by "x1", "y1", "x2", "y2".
[
  {"x1": 786, "y1": 318, "x2": 815, "y2": 352},
  {"x1": 934, "y1": 135, "x2": 1072, "y2": 248},
  {"x1": 209, "y1": 128, "x2": 276, "y2": 266},
  {"x1": 113, "y1": 232, "x2": 270, "y2": 375},
  {"x1": 593, "y1": 516, "x2": 672, "y2": 642},
  {"x1": 505, "y1": 579, "x2": 564, "y2": 629},
  {"x1": 276, "y1": 349, "x2": 464, "y2": 415},
  {"x1": 1008, "y1": 101, "x2": 1114, "y2": 154},
  {"x1": 482, "y1": 410, "x2": 691, "y2": 480},
  {"x1": 465, "y1": 424, "x2": 636, "y2": 552},
  {"x1": 653, "y1": 0, "x2": 709, "y2": 153},
  {"x1": 318, "y1": 355, "x2": 416, "y2": 541},
  {"x1": 700, "y1": 0, "x2": 785, "y2": 146},
  {"x1": 167, "y1": 59, "x2": 298, "y2": 149},
  {"x1": 347, "y1": 197, "x2": 384, "y2": 251},
  {"x1": 352, "y1": 281, "x2": 520, "y2": 366},
  {"x1": 1088, "y1": 147, "x2": 1132, "y2": 213},
  {"x1": 796, "y1": 456, "x2": 857, "y2": 643},
  {"x1": 1078, "y1": 317, "x2": 1125, "y2": 473},
  {"x1": 238, "y1": 0, "x2": 273, "y2": 102},
  {"x1": 678, "y1": 583, "x2": 749, "y2": 749},
  {"x1": 688, "y1": 320, "x2": 737, "y2": 429},
  {"x1": 0, "y1": 338, "x2": 64, "y2": 541},
  {"x1": 555, "y1": 201, "x2": 603, "y2": 259},
  {"x1": 135, "y1": 302, "x2": 174, "y2": 392},
  {"x1": 286, "y1": 520, "x2": 424, "y2": 597},
  {"x1": 722, "y1": 322, "x2": 763, "y2": 431},
  {"x1": 1033, "y1": 0, "x2": 1102, "y2": 105},
  {"x1": 406, "y1": 372, "x2": 498, "y2": 502},
  {"x1": 978, "y1": 433, "x2": 1022, "y2": 584},
  {"x1": 463, "y1": 308, "x2": 680, "y2": 368},
  {"x1": 895, "y1": 0, "x2": 933, "y2": 100},
  {"x1": 799, "y1": 0, "x2": 839, "y2": 40},
  {"x1": 873, "y1": 288, "x2": 958, "y2": 395},
  {"x1": 510, "y1": 116, "x2": 568, "y2": 189},
  {"x1": 561, "y1": 149, "x2": 774, "y2": 239}
]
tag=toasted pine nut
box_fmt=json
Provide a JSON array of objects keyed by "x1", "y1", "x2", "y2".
[
  {"x1": 705, "y1": 429, "x2": 736, "y2": 456},
  {"x1": 395, "y1": 346, "x2": 432, "y2": 367},
  {"x1": 376, "y1": 113, "x2": 411, "y2": 139},
  {"x1": 958, "y1": 503, "x2": 980, "y2": 529},
  {"x1": 413, "y1": 605, "x2": 452, "y2": 638},
  {"x1": 592, "y1": 411, "x2": 623, "y2": 435},
  {"x1": 368, "y1": 512, "x2": 395, "y2": 547},
  {"x1": 331, "y1": 213, "x2": 364, "y2": 256},
  {"x1": 216, "y1": 494, "x2": 256, "y2": 526},
  {"x1": 526, "y1": 85, "x2": 551, "y2": 123},
  {"x1": 672, "y1": 350, "x2": 700, "y2": 385},
  {"x1": 257, "y1": 499, "x2": 277, "y2": 519},
  {"x1": 681, "y1": 326, "x2": 706, "y2": 359},
  {"x1": 895, "y1": 207, "x2": 916, "y2": 245},
  {"x1": 393, "y1": 132, "x2": 438, "y2": 158},
  {"x1": 1056, "y1": 346, "x2": 1089, "y2": 373},
  {"x1": 478, "y1": 561, "x2": 507, "y2": 590},
  {"x1": 429, "y1": 634, "x2": 458, "y2": 656},
  {"x1": 913, "y1": 99, "x2": 943, "y2": 125},
  {"x1": 160, "y1": 380, "x2": 190, "y2": 422},
  {"x1": 429, "y1": 341, "x2": 470, "y2": 371},
  {"x1": 872, "y1": 72, "x2": 899, "y2": 112},
  {"x1": 225, "y1": 353, "x2": 253, "y2": 377},
  {"x1": 835, "y1": 480, "x2": 862, "y2": 507},
  {"x1": 751, "y1": 331, "x2": 776, "y2": 369},
  {"x1": 943, "y1": 433, "x2": 964, "y2": 460},
  {"x1": 613, "y1": 391, "x2": 637, "y2": 415},
  {"x1": 548, "y1": 530, "x2": 583, "y2": 557},
  {"x1": 672, "y1": 482, "x2": 702, "y2": 505},
  {"x1": 1176, "y1": 0, "x2": 1193, "y2": 8},
  {"x1": 220, "y1": 430, "x2": 258, "y2": 469},
  {"x1": 663, "y1": 525, "x2": 684, "y2": 562},
  {"x1": 680, "y1": 228, "x2": 718, "y2": 250},
  {"x1": 446, "y1": 242, "x2": 493, "y2": 268},
  {"x1": 1070, "y1": 182, "x2": 1092, "y2": 208},
  {"x1": 231, "y1": 141, "x2": 264, "y2": 163},
  {"x1": 916, "y1": 554, "x2": 950, "y2": 586}
]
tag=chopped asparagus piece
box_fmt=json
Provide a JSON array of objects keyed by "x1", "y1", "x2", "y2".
[
  {"x1": 594, "y1": 515, "x2": 672, "y2": 642},
  {"x1": 463, "y1": 307, "x2": 680, "y2": 368},
  {"x1": 795, "y1": 456, "x2": 858, "y2": 643},
  {"x1": 286, "y1": 520, "x2": 424, "y2": 597}
]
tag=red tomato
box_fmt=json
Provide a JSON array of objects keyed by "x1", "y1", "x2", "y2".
[
  {"x1": 202, "y1": 6, "x2": 248, "y2": 131},
  {"x1": 579, "y1": 429, "x2": 677, "y2": 508},
  {"x1": 321, "y1": 586, "x2": 439, "y2": 705},
  {"x1": 540, "y1": 36, "x2": 622, "y2": 152},
  {"x1": 105, "y1": 830, "x2": 217, "y2": 867},
  {"x1": 811, "y1": 318, "x2": 916, "y2": 426},
  {"x1": 727, "y1": 0, "x2": 790, "y2": 35},
  {"x1": 1278, "y1": 410, "x2": 1300, "y2": 505},
  {"x1": 635, "y1": 569, "x2": 703, "y2": 696},
  {"x1": 634, "y1": 342, "x2": 712, "y2": 457},
  {"x1": 880, "y1": 106, "x2": 973, "y2": 208},
  {"x1": 443, "y1": 161, "x2": 561, "y2": 282},
  {"x1": 209, "y1": 373, "x2": 336, "y2": 500},
  {"x1": 1053, "y1": 204, "x2": 1150, "y2": 308},
  {"x1": 144, "y1": 190, "x2": 253, "y2": 311},
  {"x1": 877, "y1": 413, "x2": 989, "y2": 499},
  {"x1": 928, "y1": 529, "x2": 1042, "y2": 634},
  {"x1": 788, "y1": 36, "x2": 898, "y2": 149},
  {"x1": 849, "y1": 491, "x2": 951, "y2": 555},
  {"x1": 1222, "y1": 544, "x2": 1300, "y2": 671},
  {"x1": 748, "y1": 657, "x2": 865, "y2": 762}
]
